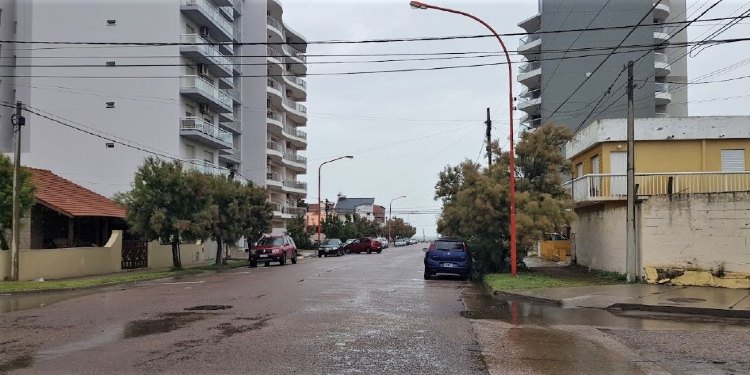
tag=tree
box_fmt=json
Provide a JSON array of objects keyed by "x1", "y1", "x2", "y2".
[
  {"x1": 205, "y1": 176, "x2": 272, "y2": 265},
  {"x1": 237, "y1": 180, "x2": 274, "y2": 250},
  {"x1": 0, "y1": 155, "x2": 35, "y2": 250},
  {"x1": 287, "y1": 214, "x2": 312, "y2": 249},
  {"x1": 434, "y1": 124, "x2": 575, "y2": 275},
  {"x1": 388, "y1": 217, "x2": 417, "y2": 239},
  {"x1": 117, "y1": 157, "x2": 212, "y2": 269}
]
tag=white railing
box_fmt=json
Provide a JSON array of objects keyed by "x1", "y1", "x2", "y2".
[
  {"x1": 655, "y1": 82, "x2": 669, "y2": 93},
  {"x1": 564, "y1": 172, "x2": 750, "y2": 202},
  {"x1": 181, "y1": 75, "x2": 232, "y2": 111},
  {"x1": 283, "y1": 98, "x2": 307, "y2": 114},
  {"x1": 283, "y1": 180, "x2": 307, "y2": 190},
  {"x1": 267, "y1": 16, "x2": 284, "y2": 35},
  {"x1": 221, "y1": 121, "x2": 241, "y2": 133},
  {"x1": 519, "y1": 33, "x2": 540, "y2": 45},
  {"x1": 222, "y1": 87, "x2": 241, "y2": 102},
  {"x1": 267, "y1": 140, "x2": 284, "y2": 153},
  {"x1": 219, "y1": 6, "x2": 233, "y2": 20},
  {"x1": 654, "y1": 52, "x2": 669, "y2": 65},
  {"x1": 520, "y1": 89, "x2": 541, "y2": 100},
  {"x1": 267, "y1": 171, "x2": 282, "y2": 183},
  {"x1": 654, "y1": 24, "x2": 671, "y2": 35},
  {"x1": 180, "y1": 117, "x2": 233, "y2": 146},
  {"x1": 283, "y1": 44, "x2": 307, "y2": 63},
  {"x1": 184, "y1": 159, "x2": 229, "y2": 176},
  {"x1": 182, "y1": 0, "x2": 234, "y2": 39},
  {"x1": 654, "y1": 112, "x2": 669, "y2": 118},
  {"x1": 267, "y1": 46, "x2": 284, "y2": 62},
  {"x1": 267, "y1": 110, "x2": 284, "y2": 124},
  {"x1": 518, "y1": 61, "x2": 540, "y2": 74},
  {"x1": 283, "y1": 73, "x2": 307, "y2": 90},
  {"x1": 284, "y1": 152, "x2": 307, "y2": 165},
  {"x1": 284, "y1": 125, "x2": 307, "y2": 140},
  {"x1": 267, "y1": 78, "x2": 283, "y2": 92},
  {"x1": 285, "y1": 206, "x2": 307, "y2": 216},
  {"x1": 180, "y1": 34, "x2": 233, "y2": 73}
]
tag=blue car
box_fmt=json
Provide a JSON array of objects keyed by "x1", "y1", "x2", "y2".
[{"x1": 423, "y1": 238, "x2": 471, "y2": 280}]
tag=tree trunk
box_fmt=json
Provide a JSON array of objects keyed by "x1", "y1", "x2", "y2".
[
  {"x1": 171, "y1": 239, "x2": 182, "y2": 269},
  {"x1": 215, "y1": 236, "x2": 223, "y2": 266}
]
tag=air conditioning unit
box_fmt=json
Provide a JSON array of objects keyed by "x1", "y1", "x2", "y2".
[
  {"x1": 199, "y1": 104, "x2": 210, "y2": 114},
  {"x1": 197, "y1": 64, "x2": 209, "y2": 76},
  {"x1": 199, "y1": 27, "x2": 209, "y2": 38}
]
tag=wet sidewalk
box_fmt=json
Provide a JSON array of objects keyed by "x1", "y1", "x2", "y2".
[{"x1": 496, "y1": 284, "x2": 750, "y2": 318}]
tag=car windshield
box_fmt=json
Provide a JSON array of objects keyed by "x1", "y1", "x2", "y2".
[
  {"x1": 434, "y1": 241, "x2": 465, "y2": 251},
  {"x1": 257, "y1": 237, "x2": 284, "y2": 246},
  {"x1": 322, "y1": 239, "x2": 341, "y2": 245}
]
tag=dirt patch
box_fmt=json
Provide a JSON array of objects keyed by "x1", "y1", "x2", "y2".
[
  {"x1": 0, "y1": 354, "x2": 33, "y2": 372},
  {"x1": 184, "y1": 305, "x2": 233, "y2": 311},
  {"x1": 124, "y1": 312, "x2": 208, "y2": 338}
]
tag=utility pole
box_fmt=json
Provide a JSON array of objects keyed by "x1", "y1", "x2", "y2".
[
  {"x1": 485, "y1": 107, "x2": 492, "y2": 166},
  {"x1": 625, "y1": 61, "x2": 637, "y2": 283},
  {"x1": 10, "y1": 101, "x2": 25, "y2": 281}
]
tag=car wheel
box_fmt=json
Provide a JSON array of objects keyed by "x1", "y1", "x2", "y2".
[
  {"x1": 377, "y1": 250, "x2": 382, "y2": 254},
  {"x1": 367, "y1": 250, "x2": 372, "y2": 254},
  {"x1": 279, "y1": 254, "x2": 286, "y2": 266},
  {"x1": 318, "y1": 252, "x2": 323, "y2": 258},
  {"x1": 423, "y1": 270, "x2": 432, "y2": 280},
  {"x1": 291, "y1": 251, "x2": 297, "y2": 264},
  {"x1": 264, "y1": 261, "x2": 270, "y2": 267},
  {"x1": 249, "y1": 260, "x2": 257, "y2": 268}
]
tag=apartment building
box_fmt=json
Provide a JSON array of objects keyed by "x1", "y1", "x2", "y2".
[
  {"x1": 0, "y1": 0, "x2": 308, "y2": 234},
  {"x1": 517, "y1": 0, "x2": 688, "y2": 131}
]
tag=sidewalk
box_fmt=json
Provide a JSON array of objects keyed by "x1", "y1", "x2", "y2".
[{"x1": 495, "y1": 284, "x2": 750, "y2": 318}]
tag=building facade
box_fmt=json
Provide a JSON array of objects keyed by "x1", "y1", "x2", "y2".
[
  {"x1": 0, "y1": 0, "x2": 308, "y2": 234},
  {"x1": 517, "y1": 0, "x2": 688, "y2": 131}
]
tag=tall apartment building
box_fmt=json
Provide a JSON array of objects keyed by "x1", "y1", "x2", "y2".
[
  {"x1": 517, "y1": 0, "x2": 688, "y2": 131},
  {"x1": 0, "y1": 0, "x2": 308, "y2": 234}
]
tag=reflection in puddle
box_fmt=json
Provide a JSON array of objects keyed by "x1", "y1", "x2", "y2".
[
  {"x1": 124, "y1": 312, "x2": 208, "y2": 338},
  {"x1": 0, "y1": 289, "x2": 103, "y2": 314},
  {"x1": 461, "y1": 285, "x2": 750, "y2": 331}
]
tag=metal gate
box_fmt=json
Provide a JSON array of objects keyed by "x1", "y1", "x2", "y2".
[{"x1": 122, "y1": 240, "x2": 148, "y2": 269}]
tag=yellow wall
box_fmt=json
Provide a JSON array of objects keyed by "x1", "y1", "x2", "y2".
[
  {"x1": 571, "y1": 139, "x2": 750, "y2": 174},
  {"x1": 148, "y1": 240, "x2": 217, "y2": 269},
  {"x1": 0, "y1": 231, "x2": 123, "y2": 281}
]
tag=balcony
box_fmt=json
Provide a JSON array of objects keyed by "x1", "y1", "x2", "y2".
[
  {"x1": 282, "y1": 98, "x2": 307, "y2": 122},
  {"x1": 220, "y1": 120, "x2": 241, "y2": 134},
  {"x1": 270, "y1": 203, "x2": 306, "y2": 218},
  {"x1": 267, "y1": 141, "x2": 284, "y2": 161},
  {"x1": 267, "y1": 16, "x2": 285, "y2": 40},
  {"x1": 219, "y1": 147, "x2": 241, "y2": 164},
  {"x1": 517, "y1": 13, "x2": 541, "y2": 32},
  {"x1": 283, "y1": 179, "x2": 307, "y2": 194},
  {"x1": 283, "y1": 125, "x2": 307, "y2": 149},
  {"x1": 267, "y1": 77, "x2": 283, "y2": 97},
  {"x1": 180, "y1": 75, "x2": 233, "y2": 113},
  {"x1": 564, "y1": 172, "x2": 750, "y2": 204},
  {"x1": 222, "y1": 87, "x2": 241, "y2": 104},
  {"x1": 517, "y1": 89, "x2": 541, "y2": 115},
  {"x1": 517, "y1": 61, "x2": 541, "y2": 89},
  {"x1": 282, "y1": 71, "x2": 307, "y2": 100},
  {"x1": 653, "y1": 52, "x2": 670, "y2": 76},
  {"x1": 180, "y1": 117, "x2": 233, "y2": 149},
  {"x1": 521, "y1": 115, "x2": 542, "y2": 129},
  {"x1": 283, "y1": 152, "x2": 307, "y2": 171},
  {"x1": 283, "y1": 44, "x2": 307, "y2": 76},
  {"x1": 267, "y1": 110, "x2": 284, "y2": 133},
  {"x1": 518, "y1": 33, "x2": 541, "y2": 56},
  {"x1": 181, "y1": 0, "x2": 234, "y2": 42},
  {"x1": 184, "y1": 159, "x2": 229, "y2": 176},
  {"x1": 180, "y1": 34, "x2": 232, "y2": 77},
  {"x1": 655, "y1": 82, "x2": 671, "y2": 105},
  {"x1": 267, "y1": 46, "x2": 285, "y2": 68},
  {"x1": 284, "y1": 206, "x2": 307, "y2": 216},
  {"x1": 267, "y1": 171, "x2": 283, "y2": 189},
  {"x1": 219, "y1": 6, "x2": 233, "y2": 21},
  {"x1": 654, "y1": 1, "x2": 670, "y2": 21},
  {"x1": 654, "y1": 112, "x2": 669, "y2": 118},
  {"x1": 654, "y1": 24, "x2": 670, "y2": 43}
]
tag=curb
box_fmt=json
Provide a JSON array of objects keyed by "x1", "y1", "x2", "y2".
[{"x1": 491, "y1": 290, "x2": 563, "y2": 306}]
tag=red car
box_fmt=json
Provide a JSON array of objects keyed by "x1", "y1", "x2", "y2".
[
  {"x1": 344, "y1": 237, "x2": 383, "y2": 254},
  {"x1": 248, "y1": 235, "x2": 298, "y2": 267}
]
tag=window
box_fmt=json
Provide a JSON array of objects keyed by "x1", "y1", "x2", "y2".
[
  {"x1": 105, "y1": 142, "x2": 115, "y2": 149},
  {"x1": 105, "y1": 101, "x2": 115, "y2": 108},
  {"x1": 105, "y1": 61, "x2": 116, "y2": 66},
  {"x1": 721, "y1": 149, "x2": 746, "y2": 171},
  {"x1": 106, "y1": 19, "x2": 116, "y2": 26},
  {"x1": 576, "y1": 163, "x2": 583, "y2": 178}
]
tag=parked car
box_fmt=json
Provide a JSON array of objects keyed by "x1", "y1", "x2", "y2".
[
  {"x1": 248, "y1": 235, "x2": 298, "y2": 267},
  {"x1": 377, "y1": 237, "x2": 389, "y2": 249},
  {"x1": 408, "y1": 239, "x2": 417, "y2": 245},
  {"x1": 344, "y1": 237, "x2": 383, "y2": 254},
  {"x1": 423, "y1": 238, "x2": 471, "y2": 280},
  {"x1": 318, "y1": 238, "x2": 344, "y2": 257},
  {"x1": 394, "y1": 239, "x2": 407, "y2": 247}
]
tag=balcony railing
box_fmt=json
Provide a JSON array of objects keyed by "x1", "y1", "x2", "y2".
[
  {"x1": 655, "y1": 82, "x2": 669, "y2": 93},
  {"x1": 267, "y1": 46, "x2": 285, "y2": 62},
  {"x1": 182, "y1": 0, "x2": 234, "y2": 39},
  {"x1": 283, "y1": 180, "x2": 307, "y2": 190},
  {"x1": 521, "y1": 117, "x2": 542, "y2": 128},
  {"x1": 219, "y1": 6, "x2": 233, "y2": 20},
  {"x1": 267, "y1": 171, "x2": 282, "y2": 183},
  {"x1": 654, "y1": 52, "x2": 669, "y2": 65},
  {"x1": 284, "y1": 152, "x2": 307, "y2": 165},
  {"x1": 222, "y1": 87, "x2": 241, "y2": 102},
  {"x1": 267, "y1": 110, "x2": 284, "y2": 124},
  {"x1": 181, "y1": 75, "x2": 233, "y2": 110},
  {"x1": 284, "y1": 125, "x2": 307, "y2": 140},
  {"x1": 267, "y1": 16, "x2": 284, "y2": 34},
  {"x1": 180, "y1": 117, "x2": 233, "y2": 146},
  {"x1": 283, "y1": 98, "x2": 307, "y2": 114},
  {"x1": 520, "y1": 89, "x2": 541, "y2": 101},
  {"x1": 184, "y1": 159, "x2": 229, "y2": 176},
  {"x1": 519, "y1": 33, "x2": 541, "y2": 46},
  {"x1": 267, "y1": 140, "x2": 284, "y2": 153},
  {"x1": 267, "y1": 78, "x2": 283, "y2": 92},
  {"x1": 221, "y1": 121, "x2": 241, "y2": 133},
  {"x1": 564, "y1": 172, "x2": 750, "y2": 203},
  {"x1": 284, "y1": 73, "x2": 307, "y2": 89},
  {"x1": 283, "y1": 44, "x2": 307, "y2": 63},
  {"x1": 285, "y1": 206, "x2": 307, "y2": 216},
  {"x1": 518, "y1": 61, "x2": 541, "y2": 74},
  {"x1": 180, "y1": 34, "x2": 233, "y2": 73}
]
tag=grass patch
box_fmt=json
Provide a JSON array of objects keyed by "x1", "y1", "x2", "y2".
[
  {"x1": 0, "y1": 260, "x2": 249, "y2": 293},
  {"x1": 484, "y1": 270, "x2": 624, "y2": 292}
]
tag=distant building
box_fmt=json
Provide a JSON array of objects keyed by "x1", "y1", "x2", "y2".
[
  {"x1": 334, "y1": 196, "x2": 375, "y2": 222},
  {"x1": 373, "y1": 205, "x2": 386, "y2": 225}
]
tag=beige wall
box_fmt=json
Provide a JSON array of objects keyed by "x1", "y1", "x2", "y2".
[
  {"x1": 148, "y1": 240, "x2": 217, "y2": 269},
  {"x1": 573, "y1": 192, "x2": 750, "y2": 280},
  {"x1": 0, "y1": 230, "x2": 123, "y2": 281},
  {"x1": 571, "y1": 202, "x2": 628, "y2": 273}
]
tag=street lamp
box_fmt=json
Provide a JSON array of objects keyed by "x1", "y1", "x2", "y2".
[
  {"x1": 317, "y1": 155, "x2": 354, "y2": 243},
  {"x1": 409, "y1": 1, "x2": 518, "y2": 276},
  {"x1": 388, "y1": 195, "x2": 407, "y2": 245}
]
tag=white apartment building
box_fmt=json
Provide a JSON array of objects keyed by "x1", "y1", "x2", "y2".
[{"x1": 0, "y1": 0, "x2": 308, "y2": 234}]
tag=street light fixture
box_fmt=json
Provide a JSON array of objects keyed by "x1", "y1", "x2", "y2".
[
  {"x1": 317, "y1": 155, "x2": 354, "y2": 243},
  {"x1": 409, "y1": 1, "x2": 518, "y2": 276},
  {"x1": 388, "y1": 195, "x2": 407, "y2": 245}
]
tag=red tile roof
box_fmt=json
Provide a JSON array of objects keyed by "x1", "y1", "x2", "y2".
[{"x1": 29, "y1": 168, "x2": 126, "y2": 218}]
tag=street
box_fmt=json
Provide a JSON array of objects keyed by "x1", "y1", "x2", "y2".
[{"x1": 2, "y1": 245, "x2": 750, "y2": 375}]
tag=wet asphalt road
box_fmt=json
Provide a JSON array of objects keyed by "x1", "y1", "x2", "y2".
[{"x1": 2, "y1": 245, "x2": 750, "y2": 374}]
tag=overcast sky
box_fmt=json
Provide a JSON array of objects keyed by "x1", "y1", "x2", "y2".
[{"x1": 281, "y1": 0, "x2": 750, "y2": 239}]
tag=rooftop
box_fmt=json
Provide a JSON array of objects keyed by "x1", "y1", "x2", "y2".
[{"x1": 29, "y1": 168, "x2": 126, "y2": 218}]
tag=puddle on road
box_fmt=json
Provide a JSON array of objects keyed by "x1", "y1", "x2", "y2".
[
  {"x1": 0, "y1": 289, "x2": 104, "y2": 314},
  {"x1": 184, "y1": 305, "x2": 233, "y2": 311},
  {"x1": 0, "y1": 354, "x2": 33, "y2": 373},
  {"x1": 124, "y1": 312, "x2": 208, "y2": 338},
  {"x1": 461, "y1": 285, "x2": 750, "y2": 331}
]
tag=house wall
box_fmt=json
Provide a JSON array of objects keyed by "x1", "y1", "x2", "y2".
[
  {"x1": 571, "y1": 139, "x2": 750, "y2": 174},
  {"x1": 0, "y1": 230, "x2": 122, "y2": 281},
  {"x1": 572, "y1": 192, "x2": 750, "y2": 287},
  {"x1": 147, "y1": 239, "x2": 217, "y2": 269}
]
